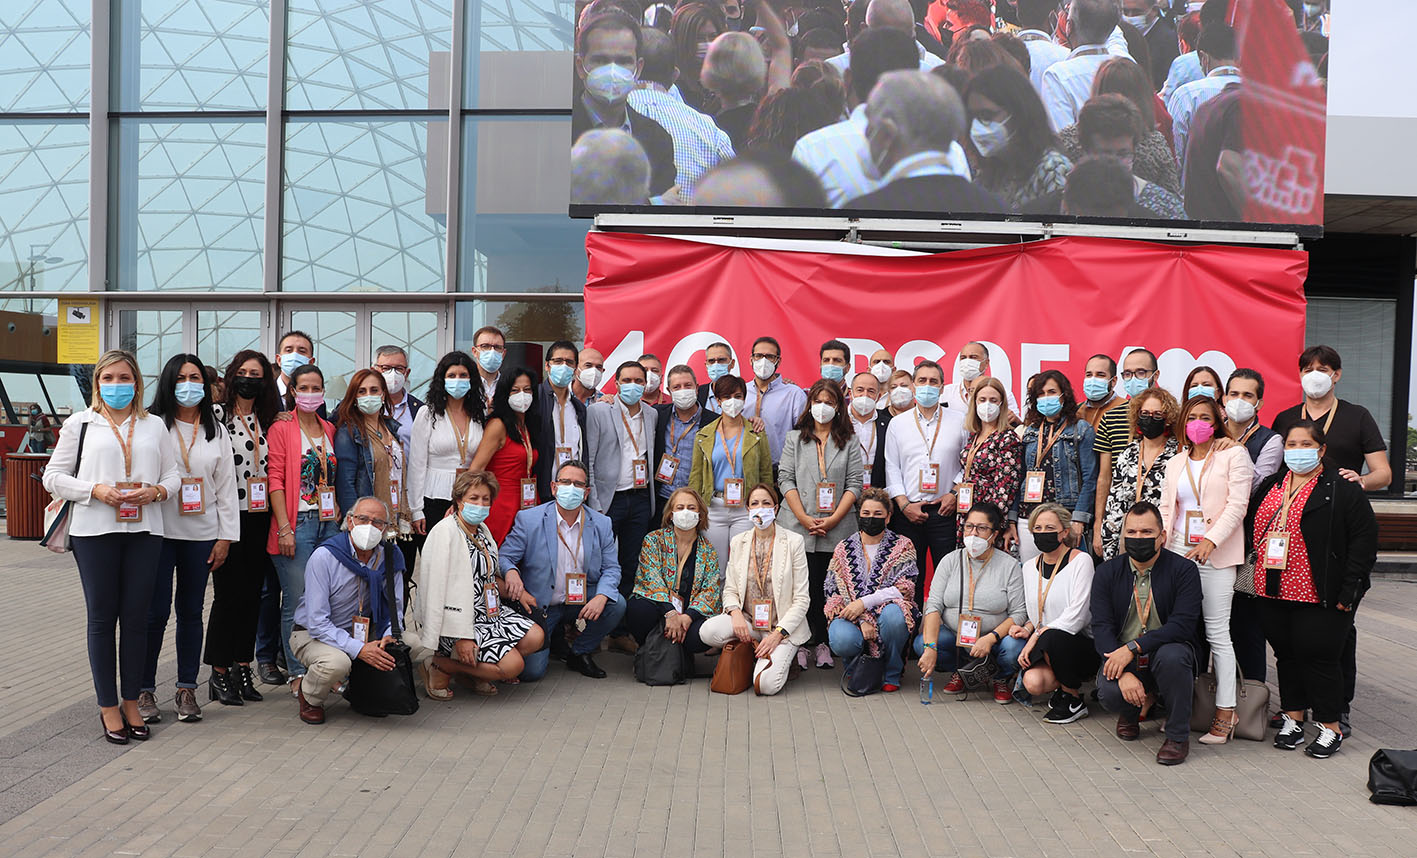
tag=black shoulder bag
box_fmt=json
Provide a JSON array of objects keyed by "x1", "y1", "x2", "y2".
[
  {"x1": 634, "y1": 537, "x2": 698, "y2": 686},
  {"x1": 344, "y1": 569, "x2": 420, "y2": 717}
]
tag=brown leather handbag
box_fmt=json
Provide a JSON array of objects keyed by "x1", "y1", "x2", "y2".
[{"x1": 711, "y1": 640, "x2": 756, "y2": 694}]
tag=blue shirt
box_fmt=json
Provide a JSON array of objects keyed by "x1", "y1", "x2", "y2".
[
  {"x1": 659, "y1": 407, "x2": 703, "y2": 499},
  {"x1": 712, "y1": 429, "x2": 745, "y2": 493},
  {"x1": 741, "y1": 375, "x2": 807, "y2": 465},
  {"x1": 293, "y1": 536, "x2": 405, "y2": 660}
]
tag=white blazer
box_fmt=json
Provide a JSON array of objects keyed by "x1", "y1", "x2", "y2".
[
  {"x1": 418, "y1": 516, "x2": 495, "y2": 643},
  {"x1": 722, "y1": 526, "x2": 811, "y2": 645}
]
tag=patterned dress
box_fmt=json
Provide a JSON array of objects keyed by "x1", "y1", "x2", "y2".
[
  {"x1": 956, "y1": 428, "x2": 1025, "y2": 553},
  {"x1": 1100, "y1": 437, "x2": 1180, "y2": 559},
  {"x1": 1249, "y1": 475, "x2": 1319, "y2": 603},
  {"x1": 436, "y1": 527, "x2": 537, "y2": 662},
  {"x1": 824, "y1": 531, "x2": 918, "y2": 656}
]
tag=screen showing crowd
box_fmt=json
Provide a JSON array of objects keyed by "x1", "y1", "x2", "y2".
[{"x1": 568, "y1": 0, "x2": 1329, "y2": 233}]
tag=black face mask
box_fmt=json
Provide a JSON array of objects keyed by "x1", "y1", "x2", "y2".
[
  {"x1": 1124, "y1": 536, "x2": 1159, "y2": 563},
  {"x1": 232, "y1": 376, "x2": 265, "y2": 400},
  {"x1": 1033, "y1": 530, "x2": 1062, "y2": 554},
  {"x1": 858, "y1": 515, "x2": 887, "y2": 536},
  {"x1": 1137, "y1": 414, "x2": 1168, "y2": 439}
]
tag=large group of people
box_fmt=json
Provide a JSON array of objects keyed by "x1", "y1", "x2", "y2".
[
  {"x1": 47, "y1": 322, "x2": 1380, "y2": 767},
  {"x1": 570, "y1": 0, "x2": 1331, "y2": 225}
]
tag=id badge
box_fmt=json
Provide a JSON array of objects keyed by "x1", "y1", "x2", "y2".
[
  {"x1": 179, "y1": 476, "x2": 205, "y2": 516},
  {"x1": 350, "y1": 614, "x2": 370, "y2": 643},
  {"x1": 318, "y1": 487, "x2": 337, "y2": 521},
  {"x1": 670, "y1": 595, "x2": 684, "y2": 613},
  {"x1": 519, "y1": 478, "x2": 537, "y2": 509},
  {"x1": 920, "y1": 464, "x2": 939, "y2": 495},
  {"x1": 1137, "y1": 651, "x2": 1150, "y2": 669},
  {"x1": 1185, "y1": 509, "x2": 1206, "y2": 545},
  {"x1": 956, "y1": 482, "x2": 974, "y2": 514},
  {"x1": 957, "y1": 614, "x2": 982, "y2": 646},
  {"x1": 633, "y1": 457, "x2": 648, "y2": 488},
  {"x1": 567, "y1": 572, "x2": 587, "y2": 605},
  {"x1": 816, "y1": 481, "x2": 836, "y2": 514},
  {"x1": 1024, "y1": 470, "x2": 1046, "y2": 503},
  {"x1": 116, "y1": 481, "x2": 144, "y2": 523},
  {"x1": 1264, "y1": 532, "x2": 1289, "y2": 570},
  {"x1": 724, "y1": 478, "x2": 744, "y2": 507},
  {"x1": 486, "y1": 589, "x2": 500, "y2": 616},
  {"x1": 455, "y1": 467, "x2": 469, "y2": 479},
  {"x1": 247, "y1": 477, "x2": 268, "y2": 512},
  {"x1": 751, "y1": 600, "x2": 772, "y2": 630},
  {"x1": 656, "y1": 454, "x2": 680, "y2": 484},
  {"x1": 556, "y1": 446, "x2": 573, "y2": 468},
  {"x1": 390, "y1": 478, "x2": 400, "y2": 509},
  {"x1": 862, "y1": 470, "x2": 872, "y2": 488}
]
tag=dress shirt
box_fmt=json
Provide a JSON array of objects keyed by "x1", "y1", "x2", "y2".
[
  {"x1": 294, "y1": 537, "x2": 403, "y2": 659},
  {"x1": 660, "y1": 407, "x2": 703, "y2": 498},
  {"x1": 852, "y1": 414, "x2": 878, "y2": 475},
  {"x1": 549, "y1": 390, "x2": 583, "y2": 468},
  {"x1": 1161, "y1": 51, "x2": 1203, "y2": 100},
  {"x1": 389, "y1": 393, "x2": 414, "y2": 453},
  {"x1": 43, "y1": 409, "x2": 183, "y2": 538},
  {"x1": 480, "y1": 371, "x2": 500, "y2": 410},
  {"x1": 742, "y1": 375, "x2": 808, "y2": 465},
  {"x1": 1017, "y1": 29, "x2": 1070, "y2": 92},
  {"x1": 551, "y1": 508, "x2": 586, "y2": 606},
  {"x1": 1040, "y1": 44, "x2": 1114, "y2": 132},
  {"x1": 613, "y1": 400, "x2": 650, "y2": 492},
  {"x1": 628, "y1": 86, "x2": 735, "y2": 198},
  {"x1": 1167, "y1": 66, "x2": 1240, "y2": 170},
  {"x1": 824, "y1": 40, "x2": 945, "y2": 77},
  {"x1": 161, "y1": 419, "x2": 241, "y2": 542},
  {"x1": 1023, "y1": 550, "x2": 1095, "y2": 636},
  {"x1": 884, "y1": 405, "x2": 966, "y2": 502},
  {"x1": 1251, "y1": 433, "x2": 1284, "y2": 491},
  {"x1": 407, "y1": 407, "x2": 484, "y2": 518}
]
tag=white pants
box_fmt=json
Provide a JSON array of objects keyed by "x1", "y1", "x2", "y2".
[
  {"x1": 1168, "y1": 532, "x2": 1237, "y2": 709},
  {"x1": 700, "y1": 614, "x2": 797, "y2": 696},
  {"x1": 706, "y1": 496, "x2": 751, "y2": 581},
  {"x1": 1017, "y1": 517, "x2": 1041, "y2": 564}
]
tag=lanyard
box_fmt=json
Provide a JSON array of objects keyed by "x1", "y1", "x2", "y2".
[
  {"x1": 556, "y1": 395, "x2": 570, "y2": 446},
  {"x1": 517, "y1": 421, "x2": 533, "y2": 476},
  {"x1": 618, "y1": 404, "x2": 644, "y2": 458},
  {"x1": 1038, "y1": 553, "x2": 1064, "y2": 619},
  {"x1": 103, "y1": 409, "x2": 138, "y2": 479},
  {"x1": 751, "y1": 531, "x2": 774, "y2": 594},
  {"x1": 175, "y1": 419, "x2": 201, "y2": 476},
  {"x1": 855, "y1": 415, "x2": 876, "y2": 463},
  {"x1": 1034, "y1": 421, "x2": 1064, "y2": 469},
  {"x1": 719, "y1": 422, "x2": 744, "y2": 476},
  {"x1": 557, "y1": 512, "x2": 584, "y2": 574},
  {"x1": 1183, "y1": 445, "x2": 1214, "y2": 502},
  {"x1": 1302, "y1": 401, "x2": 1338, "y2": 435},
  {"x1": 301, "y1": 421, "x2": 329, "y2": 486},
  {"x1": 963, "y1": 555, "x2": 982, "y2": 612},
  {"x1": 1277, "y1": 472, "x2": 1314, "y2": 533},
  {"x1": 668, "y1": 408, "x2": 700, "y2": 452},
  {"x1": 451, "y1": 412, "x2": 471, "y2": 466},
  {"x1": 238, "y1": 412, "x2": 264, "y2": 472},
  {"x1": 814, "y1": 435, "x2": 829, "y2": 479},
  {"x1": 913, "y1": 407, "x2": 943, "y2": 458},
  {"x1": 1132, "y1": 573, "x2": 1155, "y2": 630},
  {"x1": 1134, "y1": 440, "x2": 1165, "y2": 500},
  {"x1": 962, "y1": 429, "x2": 991, "y2": 482}
]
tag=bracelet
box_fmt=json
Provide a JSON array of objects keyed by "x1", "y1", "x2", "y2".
[
  {"x1": 278, "y1": 525, "x2": 293, "y2": 536},
  {"x1": 923, "y1": 642, "x2": 938, "y2": 650}
]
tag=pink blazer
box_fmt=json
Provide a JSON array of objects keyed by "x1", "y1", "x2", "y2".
[
  {"x1": 265, "y1": 416, "x2": 336, "y2": 554},
  {"x1": 1158, "y1": 445, "x2": 1254, "y2": 569}
]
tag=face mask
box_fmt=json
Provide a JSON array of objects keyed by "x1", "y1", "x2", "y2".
[
  {"x1": 100, "y1": 383, "x2": 136, "y2": 410},
  {"x1": 1033, "y1": 530, "x2": 1063, "y2": 554},
  {"x1": 232, "y1": 376, "x2": 264, "y2": 400},
  {"x1": 671, "y1": 388, "x2": 698, "y2": 409},
  {"x1": 350, "y1": 523, "x2": 383, "y2": 551},
  {"x1": 1137, "y1": 414, "x2": 1168, "y2": 439},
  {"x1": 583, "y1": 61, "x2": 636, "y2": 104},
  {"x1": 752, "y1": 358, "x2": 776, "y2": 380},
  {"x1": 381, "y1": 369, "x2": 406, "y2": 395},
  {"x1": 461, "y1": 502, "x2": 490, "y2": 526},
  {"x1": 1083, "y1": 377, "x2": 1111, "y2": 402},
  {"x1": 1301, "y1": 369, "x2": 1333, "y2": 398},
  {"x1": 1121, "y1": 13, "x2": 1150, "y2": 30},
  {"x1": 579, "y1": 366, "x2": 603, "y2": 390},
  {"x1": 970, "y1": 117, "x2": 1012, "y2": 158},
  {"x1": 174, "y1": 381, "x2": 205, "y2": 407},
  {"x1": 1284, "y1": 448, "x2": 1321, "y2": 474},
  {"x1": 720, "y1": 397, "x2": 745, "y2": 418},
  {"x1": 555, "y1": 484, "x2": 585, "y2": 510},
  {"x1": 646, "y1": 371, "x2": 661, "y2": 390},
  {"x1": 1184, "y1": 419, "x2": 1215, "y2": 445},
  {"x1": 963, "y1": 534, "x2": 992, "y2": 558},
  {"x1": 705, "y1": 363, "x2": 729, "y2": 383},
  {"x1": 357, "y1": 395, "x2": 384, "y2": 415},
  {"x1": 820, "y1": 364, "x2": 845, "y2": 382},
  {"x1": 618, "y1": 382, "x2": 645, "y2": 405},
  {"x1": 889, "y1": 386, "x2": 914, "y2": 408},
  {"x1": 1188, "y1": 385, "x2": 1216, "y2": 400},
  {"x1": 858, "y1": 515, "x2": 887, "y2": 536},
  {"x1": 748, "y1": 507, "x2": 776, "y2": 529},
  {"x1": 279, "y1": 353, "x2": 309, "y2": 377},
  {"x1": 477, "y1": 349, "x2": 503, "y2": 374},
  {"x1": 957, "y1": 358, "x2": 982, "y2": 382},
  {"x1": 1036, "y1": 395, "x2": 1062, "y2": 418},
  {"x1": 851, "y1": 396, "x2": 877, "y2": 417},
  {"x1": 671, "y1": 509, "x2": 700, "y2": 530},
  {"x1": 1224, "y1": 398, "x2": 1256, "y2": 425},
  {"x1": 444, "y1": 377, "x2": 471, "y2": 400},
  {"x1": 809, "y1": 402, "x2": 836, "y2": 424},
  {"x1": 976, "y1": 400, "x2": 1001, "y2": 423},
  {"x1": 1124, "y1": 535, "x2": 1159, "y2": 563},
  {"x1": 1123, "y1": 376, "x2": 1152, "y2": 398},
  {"x1": 294, "y1": 392, "x2": 324, "y2": 413},
  {"x1": 508, "y1": 391, "x2": 533, "y2": 413},
  {"x1": 914, "y1": 385, "x2": 941, "y2": 408},
  {"x1": 548, "y1": 364, "x2": 575, "y2": 388},
  {"x1": 871, "y1": 362, "x2": 892, "y2": 384}
]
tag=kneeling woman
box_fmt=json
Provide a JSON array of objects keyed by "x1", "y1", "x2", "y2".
[
  {"x1": 915, "y1": 502, "x2": 1027, "y2": 703},
  {"x1": 418, "y1": 470, "x2": 544, "y2": 699},
  {"x1": 1016, "y1": 503, "x2": 1099, "y2": 724},
  {"x1": 628, "y1": 488, "x2": 722, "y2": 655},
  {"x1": 700, "y1": 485, "x2": 811, "y2": 695}
]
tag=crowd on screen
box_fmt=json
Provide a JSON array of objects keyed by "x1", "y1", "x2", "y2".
[
  {"x1": 46, "y1": 322, "x2": 1382, "y2": 767},
  {"x1": 569, "y1": 0, "x2": 1331, "y2": 221}
]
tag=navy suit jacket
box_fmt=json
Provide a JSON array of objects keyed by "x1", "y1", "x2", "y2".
[
  {"x1": 1090, "y1": 547, "x2": 1203, "y2": 662},
  {"x1": 535, "y1": 381, "x2": 589, "y2": 500},
  {"x1": 497, "y1": 502, "x2": 622, "y2": 609}
]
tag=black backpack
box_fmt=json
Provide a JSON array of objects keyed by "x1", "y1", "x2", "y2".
[{"x1": 634, "y1": 618, "x2": 692, "y2": 686}]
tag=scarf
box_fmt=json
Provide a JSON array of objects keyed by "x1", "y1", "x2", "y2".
[{"x1": 319, "y1": 532, "x2": 407, "y2": 638}]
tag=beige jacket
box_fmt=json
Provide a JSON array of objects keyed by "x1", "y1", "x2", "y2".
[{"x1": 722, "y1": 526, "x2": 812, "y2": 645}]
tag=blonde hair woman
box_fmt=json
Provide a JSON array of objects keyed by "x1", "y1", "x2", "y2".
[
  {"x1": 626, "y1": 487, "x2": 723, "y2": 659},
  {"x1": 1016, "y1": 503, "x2": 1099, "y2": 724}
]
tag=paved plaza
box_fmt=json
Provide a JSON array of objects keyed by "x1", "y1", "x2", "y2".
[{"x1": 1, "y1": 535, "x2": 1415, "y2": 858}]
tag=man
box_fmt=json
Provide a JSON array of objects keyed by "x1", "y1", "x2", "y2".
[
  {"x1": 1179, "y1": 81, "x2": 1242, "y2": 221},
  {"x1": 825, "y1": 0, "x2": 948, "y2": 76},
  {"x1": 372, "y1": 345, "x2": 424, "y2": 455},
  {"x1": 469, "y1": 325, "x2": 506, "y2": 411},
  {"x1": 571, "y1": 128, "x2": 652, "y2": 206},
  {"x1": 1122, "y1": 0, "x2": 1178, "y2": 90},
  {"x1": 585, "y1": 361, "x2": 660, "y2": 650},
  {"x1": 869, "y1": 348, "x2": 896, "y2": 411},
  {"x1": 692, "y1": 152, "x2": 829, "y2": 208},
  {"x1": 499, "y1": 460, "x2": 627, "y2": 680},
  {"x1": 274, "y1": 330, "x2": 315, "y2": 399},
  {"x1": 1222, "y1": 367, "x2": 1280, "y2": 686},
  {"x1": 572, "y1": 9, "x2": 677, "y2": 196},
  {"x1": 572, "y1": 347, "x2": 606, "y2": 405},
  {"x1": 1040, "y1": 0, "x2": 1122, "y2": 132},
  {"x1": 1079, "y1": 353, "x2": 1127, "y2": 429},
  {"x1": 742, "y1": 335, "x2": 808, "y2": 466},
  {"x1": 1069, "y1": 95, "x2": 1185, "y2": 218},
  {"x1": 638, "y1": 352, "x2": 665, "y2": 407},
  {"x1": 849, "y1": 371, "x2": 892, "y2": 490},
  {"x1": 627, "y1": 28, "x2": 735, "y2": 199},
  {"x1": 1059, "y1": 157, "x2": 1138, "y2": 218},
  {"x1": 846, "y1": 70, "x2": 1004, "y2": 213},
  {"x1": 1015, "y1": 0, "x2": 1071, "y2": 91},
  {"x1": 1091, "y1": 502, "x2": 1202, "y2": 765},
  {"x1": 1167, "y1": 22, "x2": 1238, "y2": 172},
  {"x1": 289, "y1": 497, "x2": 407, "y2": 725},
  {"x1": 537, "y1": 341, "x2": 590, "y2": 502},
  {"x1": 1161, "y1": 0, "x2": 1226, "y2": 100},
  {"x1": 24, "y1": 403, "x2": 55, "y2": 452},
  {"x1": 697, "y1": 341, "x2": 737, "y2": 409},
  {"x1": 884, "y1": 360, "x2": 966, "y2": 593},
  {"x1": 819, "y1": 339, "x2": 852, "y2": 388},
  {"x1": 941, "y1": 341, "x2": 1021, "y2": 414},
  {"x1": 654, "y1": 365, "x2": 715, "y2": 502},
  {"x1": 1092, "y1": 347, "x2": 1159, "y2": 556}
]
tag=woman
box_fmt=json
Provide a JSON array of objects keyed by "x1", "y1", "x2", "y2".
[
  {"x1": 964, "y1": 64, "x2": 1072, "y2": 212},
  {"x1": 1014, "y1": 370, "x2": 1097, "y2": 563},
  {"x1": 699, "y1": 485, "x2": 810, "y2": 696},
  {"x1": 1183, "y1": 365, "x2": 1224, "y2": 402},
  {"x1": 744, "y1": 60, "x2": 845, "y2": 155},
  {"x1": 141, "y1": 354, "x2": 239, "y2": 724},
  {"x1": 469, "y1": 368, "x2": 541, "y2": 543},
  {"x1": 1247, "y1": 421, "x2": 1376, "y2": 759},
  {"x1": 409, "y1": 351, "x2": 485, "y2": 535},
  {"x1": 205, "y1": 350, "x2": 282, "y2": 705},
  {"x1": 702, "y1": 32, "x2": 767, "y2": 151},
  {"x1": 1096, "y1": 387, "x2": 1181, "y2": 559},
  {"x1": 333, "y1": 369, "x2": 404, "y2": 538},
  {"x1": 1159, "y1": 395, "x2": 1253, "y2": 744},
  {"x1": 1016, "y1": 503, "x2": 1098, "y2": 724},
  {"x1": 671, "y1": 1, "x2": 726, "y2": 113},
  {"x1": 886, "y1": 370, "x2": 914, "y2": 417},
  {"x1": 266, "y1": 363, "x2": 339, "y2": 693},
  {"x1": 779, "y1": 379, "x2": 863, "y2": 669},
  {"x1": 1059, "y1": 57, "x2": 1180, "y2": 194},
  {"x1": 954, "y1": 377, "x2": 1024, "y2": 553},
  {"x1": 44, "y1": 350, "x2": 180, "y2": 744},
  {"x1": 417, "y1": 470, "x2": 544, "y2": 699},
  {"x1": 824, "y1": 488, "x2": 918, "y2": 692},
  {"x1": 1073, "y1": 94, "x2": 1186, "y2": 219},
  {"x1": 688, "y1": 374, "x2": 773, "y2": 576},
  {"x1": 626, "y1": 488, "x2": 723, "y2": 659},
  {"x1": 914, "y1": 503, "x2": 1027, "y2": 703}
]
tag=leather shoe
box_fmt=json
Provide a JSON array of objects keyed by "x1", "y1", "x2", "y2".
[
  {"x1": 100, "y1": 713, "x2": 129, "y2": 746},
  {"x1": 1156, "y1": 738, "x2": 1190, "y2": 766},
  {"x1": 257, "y1": 661, "x2": 287, "y2": 686},
  {"x1": 1116, "y1": 714, "x2": 1140, "y2": 741},
  {"x1": 566, "y1": 652, "x2": 607, "y2": 679},
  {"x1": 297, "y1": 686, "x2": 325, "y2": 725}
]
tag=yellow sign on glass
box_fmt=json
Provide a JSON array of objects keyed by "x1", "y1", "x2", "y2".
[{"x1": 57, "y1": 299, "x2": 101, "y2": 364}]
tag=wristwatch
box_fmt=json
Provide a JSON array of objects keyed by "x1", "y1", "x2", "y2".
[
  {"x1": 775, "y1": 626, "x2": 789, "y2": 638},
  {"x1": 1126, "y1": 640, "x2": 1141, "y2": 655}
]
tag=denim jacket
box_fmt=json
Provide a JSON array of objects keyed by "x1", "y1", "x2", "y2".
[
  {"x1": 1015, "y1": 418, "x2": 1098, "y2": 524},
  {"x1": 333, "y1": 417, "x2": 402, "y2": 515}
]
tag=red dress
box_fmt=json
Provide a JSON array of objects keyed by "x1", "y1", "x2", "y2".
[{"x1": 487, "y1": 425, "x2": 538, "y2": 544}]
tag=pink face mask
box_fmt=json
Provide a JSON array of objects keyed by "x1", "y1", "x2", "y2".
[
  {"x1": 1185, "y1": 419, "x2": 1215, "y2": 445},
  {"x1": 294, "y1": 392, "x2": 324, "y2": 413}
]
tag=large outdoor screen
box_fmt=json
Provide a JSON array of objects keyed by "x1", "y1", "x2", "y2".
[{"x1": 568, "y1": 0, "x2": 1328, "y2": 235}]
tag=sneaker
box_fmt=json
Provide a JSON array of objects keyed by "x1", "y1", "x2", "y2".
[
  {"x1": 1268, "y1": 709, "x2": 1284, "y2": 729},
  {"x1": 174, "y1": 688, "x2": 202, "y2": 722},
  {"x1": 992, "y1": 680, "x2": 1013, "y2": 705},
  {"x1": 815, "y1": 643, "x2": 834, "y2": 669},
  {"x1": 1043, "y1": 692, "x2": 1089, "y2": 724},
  {"x1": 1339, "y1": 711, "x2": 1352, "y2": 739},
  {"x1": 1274, "y1": 714, "x2": 1305, "y2": 750},
  {"x1": 1305, "y1": 725, "x2": 1343, "y2": 759},
  {"x1": 137, "y1": 691, "x2": 161, "y2": 723},
  {"x1": 941, "y1": 673, "x2": 965, "y2": 694},
  {"x1": 796, "y1": 648, "x2": 809, "y2": 670}
]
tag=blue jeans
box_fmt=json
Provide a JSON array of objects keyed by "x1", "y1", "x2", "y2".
[
  {"x1": 255, "y1": 562, "x2": 282, "y2": 664},
  {"x1": 913, "y1": 625, "x2": 1026, "y2": 678},
  {"x1": 519, "y1": 597, "x2": 629, "y2": 682},
  {"x1": 270, "y1": 511, "x2": 338, "y2": 678},
  {"x1": 828, "y1": 604, "x2": 909, "y2": 685},
  {"x1": 144, "y1": 538, "x2": 215, "y2": 691}
]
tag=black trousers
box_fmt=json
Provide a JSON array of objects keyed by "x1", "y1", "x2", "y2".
[
  {"x1": 607, "y1": 488, "x2": 653, "y2": 602},
  {"x1": 1028, "y1": 628, "x2": 1101, "y2": 690},
  {"x1": 1230, "y1": 592, "x2": 1268, "y2": 682},
  {"x1": 1096, "y1": 641, "x2": 1196, "y2": 743},
  {"x1": 889, "y1": 503, "x2": 957, "y2": 611},
  {"x1": 204, "y1": 510, "x2": 272, "y2": 667},
  {"x1": 1260, "y1": 597, "x2": 1353, "y2": 725},
  {"x1": 625, "y1": 597, "x2": 710, "y2": 653},
  {"x1": 72, "y1": 533, "x2": 163, "y2": 707},
  {"x1": 805, "y1": 550, "x2": 831, "y2": 646}
]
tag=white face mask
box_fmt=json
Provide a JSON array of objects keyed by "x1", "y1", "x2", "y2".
[
  {"x1": 963, "y1": 534, "x2": 991, "y2": 558},
  {"x1": 851, "y1": 395, "x2": 877, "y2": 417},
  {"x1": 749, "y1": 507, "x2": 776, "y2": 529},
  {"x1": 578, "y1": 367, "x2": 603, "y2": 391},
  {"x1": 1121, "y1": 13, "x2": 1150, "y2": 31},
  {"x1": 350, "y1": 523, "x2": 383, "y2": 551},
  {"x1": 871, "y1": 362, "x2": 892, "y2": 384},
  {"x1": 810, "y1": 402, "x2": 837, "y2": 424},
  {"x1": 381, "y1": 369, "x2": 406, "y2": 395},
  {"x1": 976, "y1": 400, "x2": 1001, "y2": 423},
  {"x1": 889, "y1": 386, "x2": 914, "y2": 408},
  {"x1": 1301, "y1": 369, "x2": 1333, "y2": 399},
  {"x1": 508, "y1": 391, "x2": 533, "y2": 413},
  {"x1": 671, "y1": 388, "x2": 698, "y2": 409},
  {"x1": 720, "y1": 397, "x2": 745, "y2": 418},
  {"x1": 1224, "y1": 398, "x2": 1256, "y2": 425},
  {"x1": 752, "y1": 357, "x2": 776, "y2": 380},
  {"x1": 671, "y1": 509, "x2": 700, "y2": 531},
  {"x1": 970, "y1": 117, "x2": 1012, "y2": 158},
  {"x1": 645, "y1": 370, "x2": 661, "y2": 390},
  {"x1": 957, "y1": 358, "x2": 982, "y2": 382}
]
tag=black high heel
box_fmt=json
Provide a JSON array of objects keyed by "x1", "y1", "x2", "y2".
[
  {"x1": 125, "y1": 720, "x2": 151, "y2": 741},
  {"x1": 100, "y1": 713, "x2": 129, "y2": 746},
  {"x1": 208, "y1": 670, "x2": 243, "y2": 706},
  {"x1": 234, "y1": 664, "x2": 264, "y2": 702}
]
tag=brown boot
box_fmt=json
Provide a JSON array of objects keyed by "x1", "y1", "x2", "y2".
[{"x1": 297, "y1": 685, "x2": 325, "y2": 725}]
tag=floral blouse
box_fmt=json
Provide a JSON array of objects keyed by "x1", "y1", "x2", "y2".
[
  {"x1": 983, "y1": 148, "x2": 1073, "y2": 212},
  {"x1": 1100, "y1": 437, "x2": 1180, "y2": 560},
  {"x1": 956, "y1": 428, "x2": 1024, "y2": 551},
  {"x1": 633, "y1": 527, "x2": 723, "y2": 617}
]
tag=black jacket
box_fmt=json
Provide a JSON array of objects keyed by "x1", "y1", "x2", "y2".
[
  {"x1": 857, "y1": 410, "x2": 891, "y2": 491},
  {"x1": 571, "y1": 99, "x2": 678, "y2": 197},
  {"x1": 846, "y1": 174, "x2": 1006, "y2": 214},
  {"x1": 1244, "y1": 466, "x2": 1378, "y2": 610},
  {"x1": 1091, "y1": 548, "x2": 1203, "y2": 661},
  {"x1": 535, "y1": 381, "x2": 588, "y2": 501},
  {"x1": 653, "y1": 402, "x2": 715, "y2": 489}
]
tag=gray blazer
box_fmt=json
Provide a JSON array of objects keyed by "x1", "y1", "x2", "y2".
[
  {"x1": 585, "y1": 400, "x2": 659, "y2": 517},
  {"x1": 777, "y1": 429, "x2": 864, "y2": 553}
]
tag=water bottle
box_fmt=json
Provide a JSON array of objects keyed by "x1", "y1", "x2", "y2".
[{"x1": 919, "y1": 676, "x2": 933, "y2": 705}]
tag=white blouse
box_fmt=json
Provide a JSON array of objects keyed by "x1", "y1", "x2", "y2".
[
  {"x1": 407, "y1": 407, "x2": 484, "y2": 519},
  {"x1": 43, "y1": 409, "x2": 182, "y2": 538},
  {"x1": 160, "y1": 419, "x2": 241, "y2": 543},
  {"x1": 1021, "y1": 549, "x2": 1095, "y2": 636}
]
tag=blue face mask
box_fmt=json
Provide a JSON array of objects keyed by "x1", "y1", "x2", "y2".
[
  {"x1": 100, "y1": 383, "x2": 136, "y2": 410},
  {"x1": 618, "y1": 382, "x2": 645, "y2": 406},
  {"x1": 443, "y1": 377, "x2": 471, "y2": 400},
  {"x1": 1188, "y1": 385, "x2": 1217, "y2": 400},
  {"x1": 279, "y1": 352, "x2": 309, "y2": 377},
  {"x1": 706, "y1": 363, "x2": 729, "y2": 383},
  {"x1": 555, "y1": 484, "x2": 585, "y2": 511},
  {"x1": 460, "y1": 502, "x2": 490, "y2": 526},
  {"x1": 548, "y1": 363, "x2": 575, "y2": 388},
  {"x1": 1083, "y1": 377, "x2": 1111, "y2": 402},
  {"x1": 1036, "y1": 395, "x2": 1063, "y2": 417},
  {"x1": 174, "y1": 380, "x2": 205, "y2": 407},
  {"x1": 1123, "y1": 376, "x2": 1151, "y2": 398},
  {"x1": 1283, "y1": 448, "x2": 1321, "y2": 474},
  {"x1": 914, "y1": 384, "x2": 941, "y2": 408},
  {"x1": 477, "y1": 349, "x2": 503, "y2": 373},
  {"x1": 820, "y1": 364, "x2": 845, "y2": 382}
]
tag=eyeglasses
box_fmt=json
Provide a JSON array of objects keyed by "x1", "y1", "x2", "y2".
[
  {"x1": 1138, "y1": 410, "x2": 1166, "y2": 419},
  {"x1": 375, "y1": 364, "x2": 409, "y2": 374},
  {"x1": 349, "y1": 513, "x2": 390, "y2": 530},
  {"x1": 554, "y1": 478, "x2": 589, "y2": 489},
  {"x1": 750, "y1": 353, "x2": 779, "y2": 362},
  {"x1": 1120, "y1": 369, "x2": 1154, "y2": 380},
  {"x1": 705, "y1": 357, "x2": 731, "y2": 365},
  {"x1": 474, "y1": 344, "x2": 506, "y2": 353},
  {"x1": 961, "y1": 523, "x2": 995, "y2": 535}
]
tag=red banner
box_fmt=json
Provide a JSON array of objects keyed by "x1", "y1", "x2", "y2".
[{"x1": 584, "y1": 233, "x2": 1309, "y2": 414}]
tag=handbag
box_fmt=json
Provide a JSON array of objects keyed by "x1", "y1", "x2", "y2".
[
  {"x1": 1368, "y1": 749, "x2": 1417, "y2": 806},
  {"x1": 343, "y1": 570, "x2": 420, "y2": 717},
  {"x1": 1190, "y1": 664, "x2": 1270, "y2": 741},
  {"x1": 40, "y1": 420, "x2": 88, "y2": 554},
  {"x1": 710, "y1": 639, "x2": 756, "y2": 694},
  {"x1": 1236, "y1": 504, "x2": 1283, "y2": 597},
  {"x1": 634, "y1": 617, "x2": 691, "y2": 686},
  {"x1": 952, "y1": 558, "x2": 997, "y2": 692},
  {"x1": 841, "y1": 652, "x2": 887, "y2": 697}
]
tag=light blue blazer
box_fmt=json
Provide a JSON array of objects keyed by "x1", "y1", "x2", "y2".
[{"x1": 497, "y1": 501, "x2": 623, "y2": 608}]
